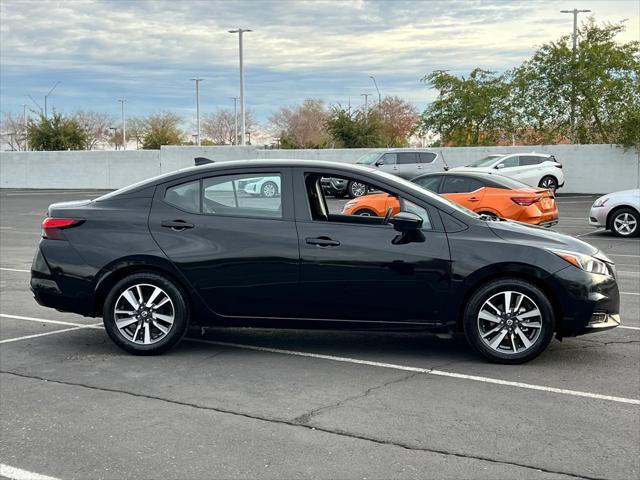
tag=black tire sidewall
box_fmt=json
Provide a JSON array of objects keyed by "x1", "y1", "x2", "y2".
[
  {"x1": 463, "y1": 278, "x2": 554, "y2": 364},
  {"x1": 103, "y1": 272, "x2": 189, "y2": 355},
  {"x1": 609, "y1": 208, "x2": 639, "y2": 237},
  {"x1": 356, "y1": 209, "x2": 377, "y2": 216},
  {"x1": 539, "y1": 176, "x2": 557, "y2": 190}
]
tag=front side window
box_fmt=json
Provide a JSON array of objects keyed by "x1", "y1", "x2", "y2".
[
  {"x1": 413, "y1": 175, "x2": 442, "y2": 193},
  {"x1": 441, "y1": 177, "x2": 483, "y2": 194},
  {"x1": 165, "y1": 180, "x2": 200, "y2": 213},
  {"x1": 499, "y1": 156, "x2": 519, "y2": 168},
  {"x1": 202, "y1": 173, "x2": 282, "y2": 218},
  {"x1": 356, "y1": 152, "x2": 381, "y2": 165},
  {"x1": 381, "y1": 153, "x2": 397, "y2": 165},
  {"x1": 401, "y1": 199, "x2": 431, "y2": 229}
]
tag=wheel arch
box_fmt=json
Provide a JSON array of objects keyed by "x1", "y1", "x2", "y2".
[{"x1": 606, "y1": 204, "x2": 640, "y2": 230}]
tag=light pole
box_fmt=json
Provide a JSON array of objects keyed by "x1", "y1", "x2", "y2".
[
  {"x1": 22, "y1": 104, "x2": 28, "y2": 151},
  {"x1": 191, "y1": 78, "x2": 204, "y2": 146},
  {"x1": 369, "y1": 75, "x2": 381, "y2": 110},
  {"x1": 228, "y1": 28, "x2": 252, "y2": 145},
  {"x1": 232, "y1": 96, "x2": 239, "y2": 145},
  {"x1": 361, "y1": 93, "x2": 371, "y2": 113},
  {"x1": 561, "y1": 8, "x2": 591, "y2": 143},
  {"x1": 118, "y1": 98, "x2": 126, "y2": 150},
  {"x1": 109, "y1": 127, "x2": 118, "y2": 150},
  {"x1": 44, "y1": 81, "x2": 60, "y2": 118}
]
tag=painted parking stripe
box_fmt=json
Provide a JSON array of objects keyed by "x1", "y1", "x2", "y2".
[
  {"x1": 0, "y1": 463, "x2": 62, "y2": 480},
  {"x1": 187, "y1": 338, "x2": 640, "y2": 405},
  {"x1": 0, "y1": 313, "x2": 103, "y2": 329},
  {"x1": 0, "y1": 267, "x2": 30, "y2": 273},
  {"x1": 0, "y1": 326, "x2": 101, "y2": 344}
]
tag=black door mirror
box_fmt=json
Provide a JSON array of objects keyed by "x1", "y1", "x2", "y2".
[
  {"x1": 374, "y1": 159, "x2": 384, "y2": 167},
  {"x1": 391, "y1": 212, "x2": 423, "y2": 232}
]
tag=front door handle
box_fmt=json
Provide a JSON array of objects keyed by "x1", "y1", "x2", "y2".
[
  {"x1": 161, "y1": 220, "x2": 194, "y2": 231},
  {"x1": 468, "y1": 197, "x2": 480, "y2": 202},
  {"x1": 306, "y1": 236, "x2": 340, "y2": 247}
]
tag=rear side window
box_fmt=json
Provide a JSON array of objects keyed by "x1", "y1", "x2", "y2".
[
  {"x1": 520, "y1": 156, "x2": 542, "y2": 166},
  {"x1": 413, "y1": 175, "x2": 442, "y2": 193},
  {"x1": 165, "y1": 180, "x2": 201, "y2": 213},
  {"x1": 419, "y1": 152, "x2": 437, "y2": 164},
  {"x1": 202, "y1": 173, "x2": 282, "y2": 218},
  {"x1": 441, "y1": 177, "x2": 484, "y2": 194},
  {"x1": 397, "y1": 152, "x2": 418, "y2": 164}
]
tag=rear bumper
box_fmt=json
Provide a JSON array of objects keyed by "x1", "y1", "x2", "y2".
[{"x1": 538, "y1": 219, "x2": 559, "y2": 228}]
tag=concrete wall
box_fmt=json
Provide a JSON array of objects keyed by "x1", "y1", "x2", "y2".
[{"x1": 2, "y1": 145, "x2": 638, "y2": 194}]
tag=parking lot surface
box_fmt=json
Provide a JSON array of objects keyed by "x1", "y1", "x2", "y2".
[{"x1": 1, "y1": 189, "x2": 638, "y2": 480}]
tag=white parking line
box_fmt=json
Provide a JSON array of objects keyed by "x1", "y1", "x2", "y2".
[
  {"x1": 0, "y1": 267, "x2": 30, "y2": 273},
  {"x1": 188, "y1": 338, "x2": 640, "y2": 405},
  {"x1": 0, "y1": 464, "x2": 61, "y2": 480},
  {"x1": 0, "y1": 313, "x2": 103, "y2": 329},
  {"x1": 0, "y1": 326, "x2": 100, "y2": 344},
  {"x1": 620, "y1": 325, "x2": 640, "y2": 331},
  {"x1": 621, "y1": 291, "x2": 639, "y2": 296}
]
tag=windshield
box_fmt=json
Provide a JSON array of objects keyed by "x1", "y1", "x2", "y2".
[
  {"x1": 467, "y1": 155, "x2": 504, "y2": 167},
  {"x1": 356, "y1": 152, "x2": 381, "y2": 165}
]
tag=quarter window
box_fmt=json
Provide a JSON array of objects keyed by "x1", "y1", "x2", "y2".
[
  {"x1": 203, "y1": 174, "x2": 282, "y2": 218},
  {"x1": 164, "y1": 180, "x2": 200, "y2": 213},
  {"x1": 418, "y1": 152, "x2": 437, "y2": 164}
]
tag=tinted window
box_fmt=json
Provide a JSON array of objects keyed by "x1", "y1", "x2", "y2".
[
  {"x1": 381, "y1": 153, "x2": 397, "y2": 165},
  {"x1": 165, "y1": 180, "x2": 200, "y2": 213},
  {"x1": 499, "y1": 156, "x2": 519, "y2": 168},
  {"x1": 487, "y1": 175, "x2": 531, "y2": 190},
  {"x1": 519, "y1": 156, "x2": 542, "y2": 166},
  {"x1": 418, "y1": 152, "x2": 437, "y2": 164},
  {"x1": 401, "y1": 199, "x2": 431, "y2": 229},
  {"x1": 202, "y1": 173, "x2": 282, "y2": 218},
  {"x1": 441, "y1": 176, "x2": 484, "y2": 194},
  {"x1": 397, "y1": 152, "x2": 418, "y2": 165},
  {"x1": 413, "y1": 175, "x2": 442, "y2": 193}
]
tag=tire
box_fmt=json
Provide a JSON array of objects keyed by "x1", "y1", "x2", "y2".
[
  {"x1": 608, "y1": 207, "x2": 639, "y2": 237},
  {"x1": 478, "y1": 211, "x2": 498, "y2": 220},
  {"x1": 103, "y1": 272, "x2": 189, "y2": 355},
  {"x1": 463, "y1": 278, "x2": 554, "y2": 364},
  {"x1": 347, "y1": 181, "x2": 367, "y2": 198},
  {"x1": 354, "y1": 209, "x2": 377, "y2": 216},
  {"x1": 261, "y1": 181, "x2": 278, "y2": 198},
  {"x1": 538, "y1": 176, "x2": 558, "y2": 191}
]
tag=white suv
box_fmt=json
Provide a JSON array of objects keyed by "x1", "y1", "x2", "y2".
[{"x1": 451, "y1": 153, "x2": 564, "y2": 190}]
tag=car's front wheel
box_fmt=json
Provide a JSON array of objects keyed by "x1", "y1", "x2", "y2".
[
  {"x1": 463, "y1": 279, "x2": 554, "y2": 364},
  {"x1": 609, "y1": 208, "x2": 639, "y2": 237},
  {"x1": 347, "y1": 181, "x2": 367, "y2": 198},
  {"x1": 103, "y1": 272, "x2": 189, "y2": 355}
]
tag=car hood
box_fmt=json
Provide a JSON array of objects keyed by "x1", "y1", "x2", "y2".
[{"x1": 487, "y1": 219, "x2": 598, "y2": 256}]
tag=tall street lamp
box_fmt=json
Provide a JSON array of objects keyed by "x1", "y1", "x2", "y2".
[
  {"x1": 44, "y1": 81, "x2": 60, "y2": 118},
  {"x1": 191, "y1": 78, "x2": 204, "y2": 146},
  {"x1": 369, "y1": 75, "x2": 381, "y2": 110},
  {"x1": 231, "y1": 96, "x2": 239, "y2": 145},
  {"x1": 561, "y1": 8, "x2": 591, "y2": 143},
  {"x1": 228, "y1": 28, "x2": 252, "y2": 146},
  {"x1": 118, "y1": 98, "x2": 127, "y2": 150},
  {"x1": 361, "y1": 93, "x2": 371, "y2": 113}
]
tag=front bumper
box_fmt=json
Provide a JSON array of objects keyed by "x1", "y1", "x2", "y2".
[
  {"x1": 584, "y1": 313, "x2": 621, "y2": 332},
  {"x1": 589, "y1": 205, "x2": 607, "y2": 227}
]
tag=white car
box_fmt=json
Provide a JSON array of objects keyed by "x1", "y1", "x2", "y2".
[
  {"x1": 451, "y1": 153, "x2": 564, "y2": 190},
  {"x1": 589, "y1": 189, "x2": 640, "y2": 237},
  {"x1": 243, "y1": 176, "x2": 281, "y2": 198}
]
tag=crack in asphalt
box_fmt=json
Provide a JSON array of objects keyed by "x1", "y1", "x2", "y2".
[
  {"x1": 292, "y1": 372, "x2": 420, "y2": 424},
  {"x1": 1, "y1": 370, "x2": 610, "y2": 480}
]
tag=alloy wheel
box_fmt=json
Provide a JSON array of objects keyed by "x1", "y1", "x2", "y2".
[
  {"x1": 613, "y1": 212, "x2": 637, "y2": 236},
  {"x1": 540, "y1": 177, "x2": 557, "y2": 190},
  {"x1": 114, "y1": 283, "x2": 175, "y2": 345},
  {"x1": 350, "y1": 182, "x2": 367, "y2": 197},
  {"x1": 477, "y1": 290, "x2": 542, "y2": 355},
  {"x1": 262, "y1": 183, "x2": 277, "y2": 198}
]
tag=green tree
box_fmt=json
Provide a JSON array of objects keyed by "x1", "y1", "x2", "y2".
[
  {"x1": 325, "y1": 107, "x2": 387, "y2": 148},
  {"x1": 27, "y1": 113, "x2": 87, "y2": 151},
  {"x1": 141, "y1": 112, "x2": 184, "y2": 149},
  {"x1": 512, "y1": 19, "x2": 639, "y2": 146},
  {"x1": 418, "y1": 69, "x2": 513, "y2": 147}
]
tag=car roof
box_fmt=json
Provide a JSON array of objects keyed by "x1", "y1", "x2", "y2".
[{"x1": 412, "y1": 171, "x2": 531, "y2": 189}]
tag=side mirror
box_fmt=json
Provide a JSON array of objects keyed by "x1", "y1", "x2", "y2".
[
  {"x1": 495, "y1": 163, "x2": 505, "y2": 169},
  {"x1": 375, "y1": 159, "x2": 384, "y2": 167},
  {"x1": 391, "y1": 212, "x2": 423, "y2": 232}
]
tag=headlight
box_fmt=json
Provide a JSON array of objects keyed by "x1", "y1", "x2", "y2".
[
  {"x1": 549, "y1": 249, "x2": 611, "y2": 275},
  {"x1": 592, "y1": 197, "x2": 609, "y2": 207},
  {"x1": 344, "y1": 201, "x2": 357, "y2": 209}
]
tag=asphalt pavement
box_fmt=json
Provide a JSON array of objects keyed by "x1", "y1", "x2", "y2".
[{"x1": 0, "y1": 189, "x2": 638, "y2": 480}]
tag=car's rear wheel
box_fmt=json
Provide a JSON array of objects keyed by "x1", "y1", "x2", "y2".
[
  {"x1": 609, "y1": 208, "x2": 639, "y2": 237},
  {"x1": 463, "y1": 279, "x2": 554, "y2": 364},
  {"x1": 538, "y1": 176, "x2": 558, "y2": 190},
  {"x1": 348, "y1": 181, "x2": 367, "y2": 198},
  {"x1": 261, "y1": 181, "x2": 278, "y2": 198},
  {"x1": 478, "y1": 211, "x2": 498, "y2": 220},
  {"x1": 103, "y1": 272, "x2": 189, "y2": 355}
]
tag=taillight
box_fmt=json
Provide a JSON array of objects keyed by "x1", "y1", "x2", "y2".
[
  {"x1": 42, "y1": 217, "x2": 84, "y2": 240},
  {"x1": 511, "y1": 196, "x2": 541, "y2": 206},
  {"x1": 555, "y1": 163, "x2": 563, "y2": 169}
]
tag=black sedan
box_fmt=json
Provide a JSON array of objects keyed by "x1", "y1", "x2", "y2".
[{"x1": 31, "y1": 160, "x2": 621, "y2": 363}]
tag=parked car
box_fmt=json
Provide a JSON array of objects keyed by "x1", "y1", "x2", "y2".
[
  {"x1": 241, "y1": 175, "x2": 280, "y2": 197},
  {"x1": 343, "y1": 172, "x2": 558, "y2": 227},
  {"x1": 323, "y1": 149, "x2": 447, "y2": 198},
  {"x1": 451, "y1": 153, "x2": 564, "y2": 190},
  {"x1": 32, "y1": 160, "x2": 620, "y2": 364},
  {"x1": 589, "y1": 189, "x2": 640, "y2": 237}
]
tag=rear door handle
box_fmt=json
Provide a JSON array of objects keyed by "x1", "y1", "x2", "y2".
[
  {"x1": 161, "y1": 220, "x2": 194, "y2": 231},
  {"x1": 306, "y1": 236, "x2": 340, "y2": 247},
  {"x1": 468, "y1": 197, "x2": 480, "y2": 202}
]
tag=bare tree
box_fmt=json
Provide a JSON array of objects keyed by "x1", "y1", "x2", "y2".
[
  {"x1": 73, "y1": 111, "x2": 115, "y2": 150},
  {"x1": 1, "y1": 112, "x2": 28, "y2": 151},
  {"x1": 269, "y1": 99, "x2": 330, "y2": 148},
  {"x1": 201, "y1": 108, "x2": 256, "y2": 145}
]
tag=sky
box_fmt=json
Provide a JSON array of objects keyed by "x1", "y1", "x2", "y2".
[{"x1": 1, "y1": 0, "x2": 638, "y2": 130}]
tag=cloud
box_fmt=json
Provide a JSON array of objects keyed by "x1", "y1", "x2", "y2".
[{"x1": 1, "y1": 0, "x2": 637, "y2": 123}]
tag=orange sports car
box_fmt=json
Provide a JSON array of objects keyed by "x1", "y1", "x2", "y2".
[{"x1": 342, "y1": 172, "x2": 559, "y2": 226}]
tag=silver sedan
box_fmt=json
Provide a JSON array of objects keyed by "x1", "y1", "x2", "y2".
[{"x1": 589, "y1": 189, "x2": 640, "y2": 237}]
